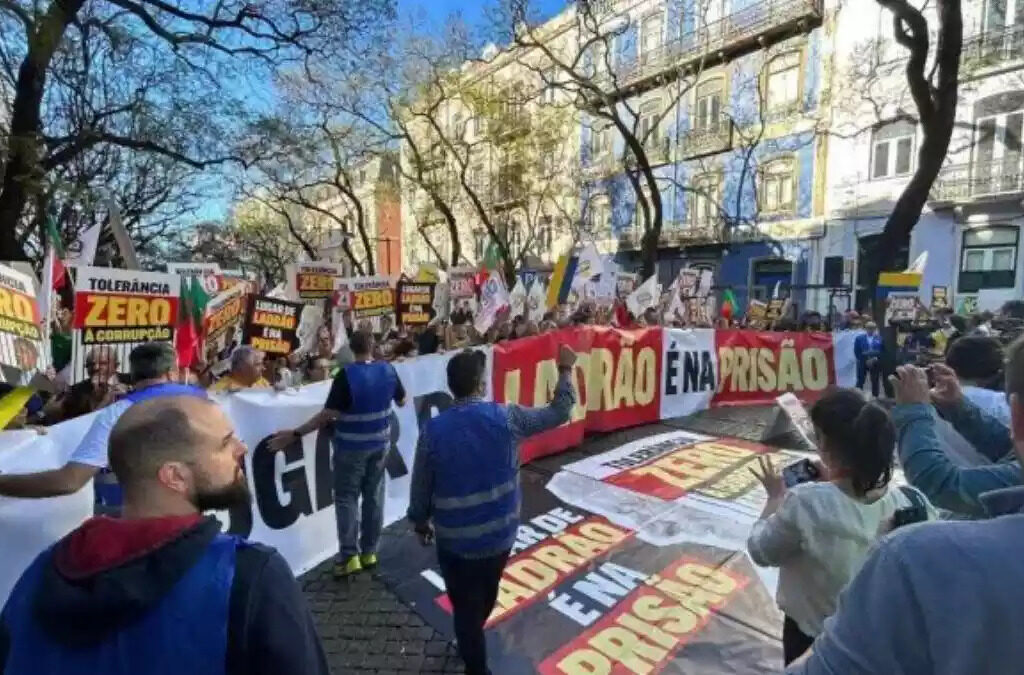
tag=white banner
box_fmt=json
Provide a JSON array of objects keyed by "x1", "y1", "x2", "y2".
[{"x1": 660, "y1": 328, "x2": 717, "y2": 420}]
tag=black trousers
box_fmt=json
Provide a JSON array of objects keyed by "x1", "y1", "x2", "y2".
[
  {"x1": 856, "y1": 362, "x2": 882, "y2": 397},
  {"x1": 437, "y1": 548, "x2": 511, "y2": 675},
  {"x1": 783, "y1": 615, "x2": 815, "y2": 665}
]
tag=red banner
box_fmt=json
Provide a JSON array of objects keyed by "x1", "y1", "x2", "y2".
[
  {"x1": 712, "y1": 330, "x2": 835, "y2": 406},
  {"x1": 491, "y1": 326, "x2": 662, "y2": 463}
]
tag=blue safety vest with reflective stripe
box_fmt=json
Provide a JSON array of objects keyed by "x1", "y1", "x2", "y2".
[
  {"x1": 94, "y1": 383, "x2": 208, "y2": 514},
  {"x1": 2, "y1": 534, "x2": 239, "y2": 675},
  {"x1": 333, "y1": 362, "x2": 396, "y2": 452},
  {"x1": 425, "y1": 401, "x2": 519, "y2": 556}
]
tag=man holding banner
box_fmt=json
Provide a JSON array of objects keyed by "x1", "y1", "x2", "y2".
[
  {"x1": 271, "y1": 332, "x2": 406, "y2": 578},
  {"x1": 0, "y1": 343, "x2": 205, "y2": 514}
]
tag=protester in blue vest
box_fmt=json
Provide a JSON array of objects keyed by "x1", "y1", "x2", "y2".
[
  {"x1": 408, "y1": 345, "x2": 577, "y2": 675},
  {"x1": 271, "y1": 330, "x2": 406, "y2": 578},
  {"x1": 0, "y1": 395, "x2": 328, "y2": 675},
  {"x1": 0, "y1": 342, "x2": 205, "y2": 514},
  {"x1": 854, "y1": 321, "x2": 884, "y2": 397}
]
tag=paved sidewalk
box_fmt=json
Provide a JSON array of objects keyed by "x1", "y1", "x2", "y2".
[{"x1": 301, "y1": 405, "x2": 776, "y2": 673}]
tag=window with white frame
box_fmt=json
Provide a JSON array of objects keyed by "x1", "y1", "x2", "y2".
[
  {"x1": 760, "y1": 158, "x2": 796, "y2": 214},
  {"x1": 690, "y1": 174, "x2": 721, "y2": 227},
  {"x1": 871, "y1": 120, "x2": 917, "y2": 179},
  {"x1": 959, "y1": 225, "x2": 1019, "y2": 291},
  {"x1": 694, "y1": 78, "x2": 725, "y2": 131},
  {"x1": 973, "y1": 92, "x2": 1024, "y2": 195},
  {"x1": 640, "y1": 12, "x2": 663, "y2": 62},
  {"x1": 765, "y1": 51, "x2": 801, "y2": 111},
  {"x1": 590, "y1": 122, "x2": 612, "y2": 159},
  {"x1": 639, "y1": 100, "x2": 663, "y2": 152}
]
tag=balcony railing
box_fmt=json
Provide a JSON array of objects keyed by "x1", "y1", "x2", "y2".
[
  {"x1": 492, "y1": 108, "x2": 529, "y2": 140},
  {"x1": 961, "y1": 24, "x2": 1024, "y2": 71},
  {"x1": 642, "y1": 135, "x2": 672, "y2": 164},
  {"x1": 931, "y1": 158, "x2": 1024, "y2": 203},
  {"x1": 595, "y1": 0, "x2": 821, "y2": 95},
  {"x1": 679, "y1": 117, "x2": 734, "y2": 159}
]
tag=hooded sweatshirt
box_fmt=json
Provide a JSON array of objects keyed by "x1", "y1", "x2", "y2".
[{"x1": 0, "y1": 515, "x2": 328, "y2": 675}]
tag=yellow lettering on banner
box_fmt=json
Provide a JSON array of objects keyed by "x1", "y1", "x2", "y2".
[
  {"x1": 590, "y1": 348, "x2": 614, "y2": 412},
  {"x1": 632, "y1": 465, "x2": 701, "y2": 491},
  {"x1": 534, "y1": 359, "x2": 559, "y2": 408},
  {"x1": 589, "y1": 627, "x2": 665, "y2": 675},
  {"x1": 532, "y1": 545, "x2": 585, "y2": 573},
  {"x1": 632, "y1": 595, "x2": 698, "y2": 634},
  {"x1": 757, "y1": 348, "x2": 777, "y2": 391},
  {"x1": 577, "y1": 522, "x2": 629, "y2": 544},
  {"x1": 506, "y1": 559, "x2": 559, "y2": 592},
  {"x1": 613, "y1": 348, "x2": 634, "y2": 409},
  {"x1": 83, "y1": 295, "x2": 171, "y2": 327},
  {"x1": 731, "y1": 347, "x2": 750, "y2": 392},
  {"x1": 571, "y1": 353, "x2": 589, "y2": 422},
  {"x1": 697, "y1": 442, "x2": 755, "y2": 460},
  {"x1": 504, "y1": 369, "x2": 521, "y2": 406},
  {"x1": 557, "y1": 649, "x2": 611, "y2": 675},
  {"x1": 802, "y1": 348, "x2": 829, "y2": 390},
  {"x1": 778, "y1": 346, "x2": 803, "y2": 391},
  {"x1": 716, "y1": 347, "x2": 733, "y2": 393},
  {"x1": 654, "y1": 455, "x2": 719, "y2": 484},
  {"x1": 558, "y1": 534, "x2": 611, "y2": 559},
  {"x1": 0, "y1": 289, "x2": 34, "y2": 323},
  {"x1": 106, "y1": 297, "x2": 127, "y2": 326},
  {"x1": 655, "y1": 578, "x2": 721, "y2": 619},
  {"x1": 635, "y1": 348, "x2": 656, "y2": 406},
  {"x1": 676, "y1": 564, "x2": 738, "y2": 596},
  {"x1": 615, "y1": 613, "x2": 677, "y2": 650},
  {"x1": 494, "y1": 578, "x2": 534, "y2": 612}
]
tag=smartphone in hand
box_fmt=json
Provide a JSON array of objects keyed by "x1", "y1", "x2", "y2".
[{"x1": 782, "y1": 458, "x2": 820, "y2": 488}]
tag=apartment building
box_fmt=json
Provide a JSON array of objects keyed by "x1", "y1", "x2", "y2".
[
  {"x1": 824, "y1": 0, "x2": 1024, "y2": 314},
  {"x1": 314, "y1": 152, "x2": 403, "y2": 275}
]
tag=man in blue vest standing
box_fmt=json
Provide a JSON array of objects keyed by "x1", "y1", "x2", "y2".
[
  {"x1": 272, "y1": 330, "x2": 406, "y2": 578},
  {"x1": 0, "y1": 342, "x2": 206, "y2": 514},
  {"x1": 0, "y1": 395, "x2": 328, "y2": 675},
  {"x1": 408, "y1": 345, "x2": 577, "y2": 675}
]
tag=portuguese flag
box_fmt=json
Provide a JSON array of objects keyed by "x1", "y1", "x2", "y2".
[
  {"x1": 175, "y1": 277, "x2": 210, "y2": 368},
  {"x1": 721, "y1": 288, "x2": 738, "y2": 320}
]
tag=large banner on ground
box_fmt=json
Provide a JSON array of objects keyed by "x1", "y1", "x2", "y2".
[
  {"x1": 1, "y1": 328, "x2": 855, "y2": 606},
  {"x1": 69, "y1": 267, "x2": 180, "y2": 383},
  {"x1": 0, "y1": 264, "x2": 46, "y2": 385}
]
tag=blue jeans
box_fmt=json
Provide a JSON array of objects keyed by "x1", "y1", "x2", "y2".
[{"x1": 333, "y1": 446, "x2": 387, "y2": 560}]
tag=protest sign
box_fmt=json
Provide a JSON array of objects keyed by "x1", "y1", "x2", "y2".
[
  {"x1": 396, "y1": 281, "x2": 436, "y2": 326},
  {"x1": 764, "y1": 298, "x2": 789, "y2": 325},
  {"x1": 626, "y1": 276, "x2": 659, "y2": 317},
  {"x1": 449, "y1": 267, "x2": 477, "y2": 299},
  {"x1": 474, "y1": 271, "x2": 510, "y2": 334},
  {"x1": 70, "y1": 267, "x2": 180, "y2": 383},
  {"x1": 291, "y1": 262, "x2": 348, "y2": 304},
  {"x1": 167, "y1": 262, "x2": 222, "y2": 296},
  {"x1": 616, "y1": 271, "x2": 638, "y2": 297},
  {"x1": 747, "y1": 299, "x2": 768, "y2": 329},
  {"x1": 202, "y1": 285, "x2": 247, "y2": 361},
  {"x1": 886, "y1": 292, "x2": 918, "y2": 323},
  {"x1": 64, "y1": 223, "x2": 101, "y2": 268},
  {"x1": 243, "y1": 295, "x2": 301, "y2": 356},
  {"x1": 0, "y1": 264, "x2": 46, "y2": 385},
  {"x1": 509, "y1": 278, "x2": 527, "y2": 319},
  {"x1": 526, "y1": 281, "x2": 546, "y2": 322},
  {"x1": 931, "y1": 285, "x2": 949, "y2": 311},
  {"x1": 336, "y1": 276, "x2": 395, "y2": 320}
]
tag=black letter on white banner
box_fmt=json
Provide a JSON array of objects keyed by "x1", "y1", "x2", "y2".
[{"x1": 253, "y1": 436, "x2": 313, "y2": 529}]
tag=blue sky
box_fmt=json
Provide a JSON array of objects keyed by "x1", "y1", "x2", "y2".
[{"x1": 397, "y1": 0, "x2": 568, "y2": 34}]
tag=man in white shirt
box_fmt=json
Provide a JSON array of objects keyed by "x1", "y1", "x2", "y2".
[
  {"x1": 0, "y1": 343, "x2": 206, "y2": 514},
  {"x1": 946, "y1": 335, "x2": 1011, "y2": 428}
]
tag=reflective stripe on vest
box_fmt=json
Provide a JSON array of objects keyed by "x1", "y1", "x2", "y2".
[
  {"x1": 333, "y1": 362, "x2": 396, "y2": 452},
  {"x1": 426, "y1": 401, "x2": 519, "y2": 555},
  {"x1": 3, "y1": 534, "x2": 239, "y2": 675}
]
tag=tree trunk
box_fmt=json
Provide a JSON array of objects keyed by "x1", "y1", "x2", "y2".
[{"x1": 0, "y1": 0, "x2": 86, "y2": 260}]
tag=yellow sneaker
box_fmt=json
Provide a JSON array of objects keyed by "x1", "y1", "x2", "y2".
[
  {"x1": 360, "y1": 553, "x2": 378, "y2": 569},
  {"x1": 333, "y1": 555, "x2": 362, "y2": 578}
]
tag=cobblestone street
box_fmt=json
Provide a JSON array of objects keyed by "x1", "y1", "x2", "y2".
[{"x1": 301, "y1": 406, "x2": 779, "y2": 674}]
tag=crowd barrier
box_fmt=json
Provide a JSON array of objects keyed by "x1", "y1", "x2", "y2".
[{"x1": 0, "y1": 327, "x2": 857, "y2": 603}]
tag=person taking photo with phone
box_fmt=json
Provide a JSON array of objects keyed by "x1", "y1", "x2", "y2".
[{"x1": 746, "y1": 388, "x2": 934, "y2": 666}]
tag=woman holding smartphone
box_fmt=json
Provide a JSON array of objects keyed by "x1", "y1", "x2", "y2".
[{"x1": 746, "y1": 387, "x2": 934, "y2": 665}]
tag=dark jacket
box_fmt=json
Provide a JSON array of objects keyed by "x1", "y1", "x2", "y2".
[{"x1": 0, "y1": 515, "x2": 328, "y2": 675}]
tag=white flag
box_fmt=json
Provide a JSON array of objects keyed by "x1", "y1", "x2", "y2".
[
  {"x1": 626, "y1": 275, "x2": 660, "y2": 318},
  {"x1": 572, "y1": 243, "x2": 604, "y2": 289},
  {"x1": 432, "y1": 282, "x2": 451, "y2": 323},
  {"x1": 905, "y1": 251, "x2": 928, "y2": 274},
  {"x1": 474, "y1": 270, "x2": 510, "y2": 334},
  {"x1": 38, "y1": 245, "x2": 58, "y2": 339},
  {"x1": 510, "y1": 278, "x2": 527, "y2": 319},
  {"x1": 105, "y1": 198, "x2": 139, "y2": 270},
  {"x1": 64, "y1": 222, "x2": 101, "y2": 267},
  {"x1": 527, "y1": 281, "x2": 547, "y2": 322}
]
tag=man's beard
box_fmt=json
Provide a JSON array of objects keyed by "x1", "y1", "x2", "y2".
[{"x1": 191, "y1": 465, "x2": 251, "y2": 512}]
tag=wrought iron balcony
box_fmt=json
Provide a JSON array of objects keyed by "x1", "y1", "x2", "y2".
[
  {"x1": 679, "y1": 117, "x2": 734, "y2": 159},
  {"x1": 594, "y1": 0, "x2": 821, "y2": 97},
  {"x1": 931, "y1": 158, "x2": 1024, "y2": 204},
  {"x1": 643, "y1": 135, "x2": 672, "y2": 165},
  {"x1": 961, "y1": 24, "x2": 1024, "y2": 72}
]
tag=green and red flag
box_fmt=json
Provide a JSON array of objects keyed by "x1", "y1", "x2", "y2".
[
  {"x1": 175, "y1": 276, "x2": 210, "y2": 368},
  {"x1": 721, "y1": 288, "x2": 738, "y2": 320}
]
